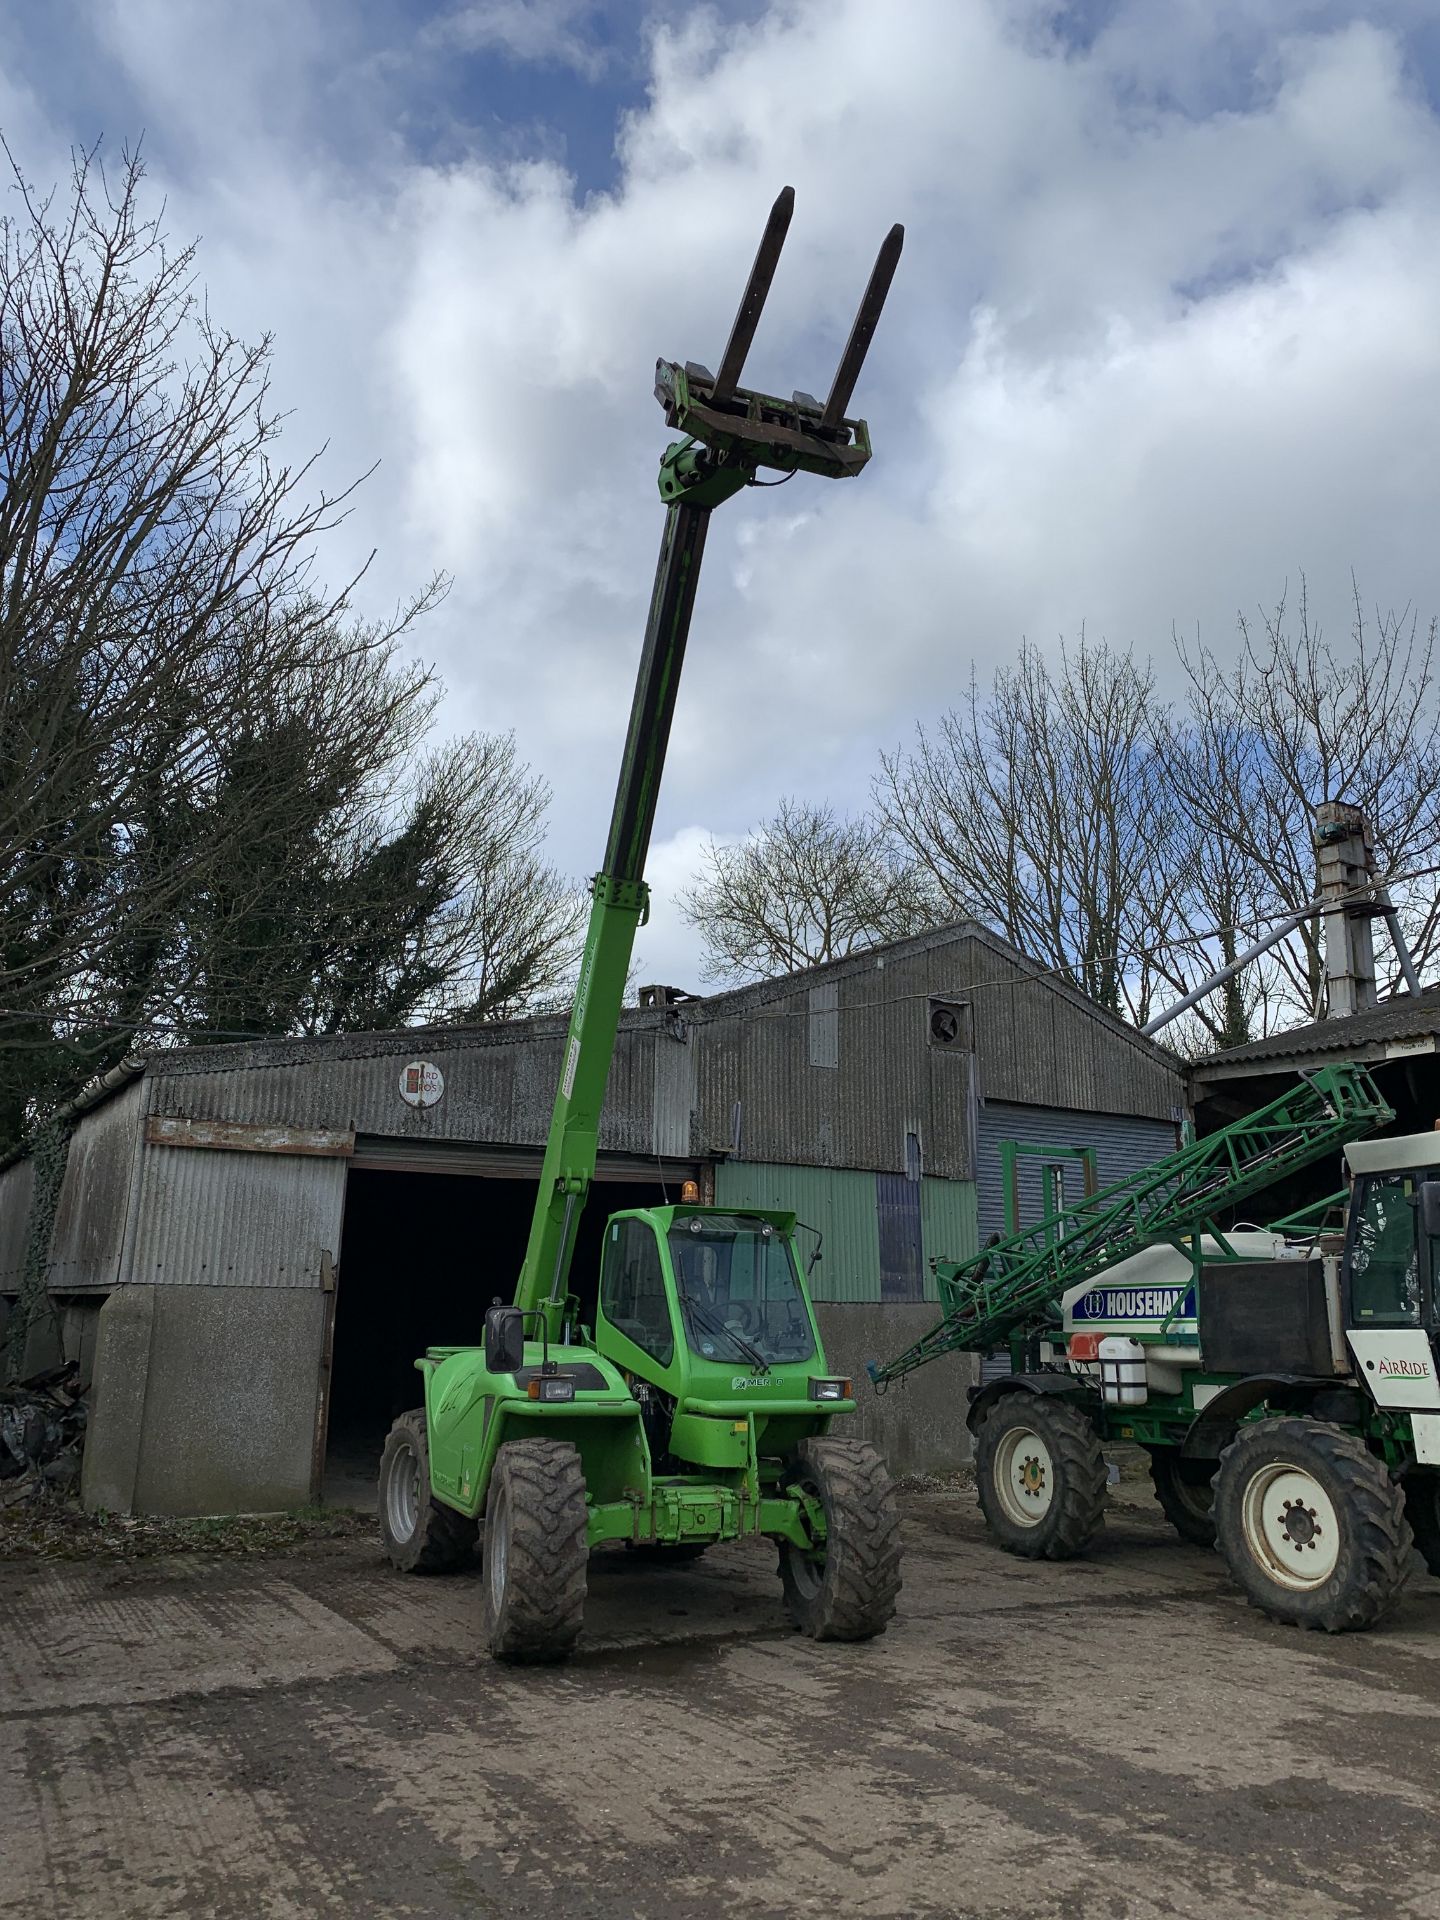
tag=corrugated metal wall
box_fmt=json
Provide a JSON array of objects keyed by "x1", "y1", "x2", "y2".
[
  {"x1": 976, "y1": 1100, "x2": 1178, "y2": 1240},
  {"x1": 128, "y1": 1144, "x2": 347, "y2": 1289},
  {"x1": 143, "y1": 1019, "x2": 669, "y2": 1159},
  {"x1": 715, "y1": 1162, "x2": 880, "y2": 1303},
  {"x1": 694, "y1": 949, "x2": 973, "y2": 1180},
  {"x1": 715, "y1": 1160, "x2": 978, "y2": 1308},
  {"x1": 955, "y1": 934, "x2": 1181, "y2": 1120},
  {"x1": 47, "y1": 1078, "x2": 145, "y2": 1290},
  {"x1": 0, "y1": 1156, "x2": 36, "y2": 1292}
]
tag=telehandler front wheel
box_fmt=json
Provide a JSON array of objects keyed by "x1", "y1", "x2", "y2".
[
  {"x1": 779, "y1": 1438, "x2": 902, "y2": 1641},
  {"x1": 1214, "y1": 1418, "x2": 1412, "y2": 1632},
  {"x1": 379, "y1": 1409, "x2": 478, "y2": 1574},
  {"x1": 974, "y1": 1394, "x2": 1107, "y2": 1560},
  {"x1": 482, "y1": 1439, "x2": 588, "y2": 1664}
]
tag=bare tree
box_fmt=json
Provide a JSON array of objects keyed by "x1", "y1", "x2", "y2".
[
  {"x1": 0, "y1": 142, "x2": 580, "y2": 1142},
  {"x1": 680, "y1": 799, "x2": 937, "y2": 984},
  {"x1": 876, "y1": 637, "x2": 1191, "y2": 1021},
  {"x1": 1174, "y1": 577, "x2": 1440, "y2": 1028}
]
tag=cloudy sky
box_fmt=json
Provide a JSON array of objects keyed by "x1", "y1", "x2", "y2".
[{"x1": 5, "y1": 0, "x2": 1440, "y2": 987}]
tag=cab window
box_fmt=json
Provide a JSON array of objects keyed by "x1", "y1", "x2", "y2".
[
  {"x1": 1349, "y1": 1173, "x2": 1424, "y2": 1327},
  {"x1": 600, "y1": 1218, "x2": 675, "y2": 1367}
]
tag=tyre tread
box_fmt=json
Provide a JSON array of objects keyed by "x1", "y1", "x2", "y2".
[
  {"x1": 976, "y1": 1395, "x2": 1107, "y2": 1561},
  {"x1": 379, "y1": 1409, "x2": 477, "y2": 1574},
  {"x1": 780, "y1": 1436, "x2": 902, "y2": 1642},
  {"x1": 484, "y1": 1438, "x2": 588, "y2": 1663},
  {"x1": 1214, "y1": 1417, "x2": 1412, "y2": 1632}
]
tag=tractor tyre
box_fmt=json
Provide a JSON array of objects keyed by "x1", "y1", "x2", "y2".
[
  {"x1": 1402, "y1": 1473, "x2": 1440, "y2": 1576},
  {"x1": 482, "y1": 1439, "x2": 588, "y2": 1664},
  {"x1": 379, "y1": 1409, "x2": 478, "y2": 1574},
  {"x1": 1213, "y1": 1418, "x2": 1412, "y2": 1632},
  {"x1": 1147, "y1": 1447, "x2": 1217, "y2": 1548},
  {"x1": 974, "y1": 1394, "x2": 1107, "y2": 1560},
  {"x1": 778, "y1": 1437, "x2": 901, "y2": 1642}
]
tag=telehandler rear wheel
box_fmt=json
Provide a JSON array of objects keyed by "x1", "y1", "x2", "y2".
[
  {"x1": 379, "y1": 1409, "x2": 478, "y2": 1574},
  {"x1": 778, "y1": 1437, "x2": 901, "y2": 1641},
  {"x1": 1214, "y1": 1418, "x2": 1412, "y2": 1631},
  {"x1": 482, "y1": 1439, "x2": 588, "y2": 1664},
  {"x1": 974, "y1": 1394, "x2": 1107, "y2": 1560},
  {"x1": 1401, "y1": 1473, "x2": 1440, "y2": 1576},
  {"x1": 1147, "y1": 1447, "x2": 1217, "y2": 1548}
]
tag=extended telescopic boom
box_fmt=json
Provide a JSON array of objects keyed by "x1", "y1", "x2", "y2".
[{"x1": 513, "y1": 190, "x2": 904, "y2": 1334}]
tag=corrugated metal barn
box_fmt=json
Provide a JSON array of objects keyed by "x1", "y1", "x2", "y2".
[{"x1": 0, "y1": 921, "x2": 1185, "y2": 1513}]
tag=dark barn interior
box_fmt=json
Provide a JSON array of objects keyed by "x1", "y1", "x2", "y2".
[{"x1": 324, "y1": 1165, "x2": 667, "y2": 1502}]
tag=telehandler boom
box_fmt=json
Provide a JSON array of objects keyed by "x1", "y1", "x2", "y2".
[{"x1": 380, "y1": 189, "x2": 905, "y2": 1661}]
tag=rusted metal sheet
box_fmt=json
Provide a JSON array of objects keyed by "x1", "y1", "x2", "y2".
[
  {"x1": 47, "y1": 1077, "x2": 147, "y2": 1292},
  {"x1": 144, "y1": 1116, "x2": 354, "y2": 1158}
]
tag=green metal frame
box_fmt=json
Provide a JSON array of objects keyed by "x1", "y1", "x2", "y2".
[
  {"x1": 870, "y1": 1064, "x2": 1394, "y2": 1384},
  {"x1": 999, "y1": 1140, "x2": 1097, "y2": 1238}
]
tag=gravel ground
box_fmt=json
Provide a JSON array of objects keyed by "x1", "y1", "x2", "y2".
[{"x1": 5, "y1": 1473, "x2": 1440, "y2": 1919}]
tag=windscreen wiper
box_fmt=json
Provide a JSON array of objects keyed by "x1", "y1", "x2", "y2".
[{"x1": 678, "y1": 1286, "x2": 770, "y2": 1374}]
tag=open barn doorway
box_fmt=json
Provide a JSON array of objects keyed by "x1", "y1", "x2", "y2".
[{"x1": 322, "y1": 1149, "x2": 694, "y2": 1508}]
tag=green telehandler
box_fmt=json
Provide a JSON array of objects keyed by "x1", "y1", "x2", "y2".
[
  {"x1": 871, "y1": 1063, "x2": 1440, "y2": 1632},
  {"x1": 379, "y1": 189, "x2": 905, "y2": 1662}
]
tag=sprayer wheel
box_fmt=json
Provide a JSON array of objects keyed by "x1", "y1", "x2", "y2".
[
  {"x1": 1147, "y1": 1447, "x2": 1218, "y2": 1548},
  {"x1": 975, "y1": 1393, "x2": 1107, "y2": 1560},
  {"x1": 1214, "y1": 1418, "x2": 1411, "y2": 1632}
]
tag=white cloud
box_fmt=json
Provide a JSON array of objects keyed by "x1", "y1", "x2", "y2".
[{"x1": 7, "y1": 0, "x2": 1440, "y2": 991}]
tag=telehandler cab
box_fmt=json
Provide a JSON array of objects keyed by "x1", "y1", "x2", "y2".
[{"x1": 379, "y1": 189, "x2": 904, "y2": 1661}]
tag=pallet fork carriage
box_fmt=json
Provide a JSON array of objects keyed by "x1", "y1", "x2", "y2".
[
  {"x1": 872, "y1": 1063, "x2": 1440, "y2": 1633},
  {"x1": 379, "y1": 190, "x2": 906, "y2": 1661}
]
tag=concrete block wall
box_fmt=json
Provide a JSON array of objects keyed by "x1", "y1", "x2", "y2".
[
  {"x1": 84, "y1": 1285, "x2": 326, "y2": 1515},
  {"x1": 813, "y1": 1302, "x2": 976, "y2": 1477}
]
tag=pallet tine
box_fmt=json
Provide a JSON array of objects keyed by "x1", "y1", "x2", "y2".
[
  {"x1": 820, "y1": 222, "x2": 904, "y2": 427},
  {"x1": 711, "y1": 185, "x2": 796, "y2": 401}
]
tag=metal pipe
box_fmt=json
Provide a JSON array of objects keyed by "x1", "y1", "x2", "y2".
[
  {"x1": 1140, "y1": 911, "x2": 1310, "y2": 1037},
  {"x1": 1379, "y1": 897, "x2": 1423, "y2": 997}
]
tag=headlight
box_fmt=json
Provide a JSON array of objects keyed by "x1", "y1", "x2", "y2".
[
  {"x1": 528, "y1": 1375, "x2": 576, "y2": 1402},
  {"x1": 808, "y1": 1376, "x2": 851, "y2": 1402}
]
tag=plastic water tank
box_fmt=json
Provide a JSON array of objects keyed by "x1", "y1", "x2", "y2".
[{"x1": 1099, "y1": 1336, "x2": 1148, "y2": 1406}]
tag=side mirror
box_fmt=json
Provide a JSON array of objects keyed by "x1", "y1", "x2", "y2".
[
  {"x1": 484, "y1": 1304, "x2": 525, "y2": 1375},
  {"x1": 1419, "y1": 1181, "x2": 1440, "y2": 1241}
]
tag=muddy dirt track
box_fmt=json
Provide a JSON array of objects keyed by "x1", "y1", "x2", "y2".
[{"x1": 5, "y1": 1480, "x2": 1440, "y2": 1919}]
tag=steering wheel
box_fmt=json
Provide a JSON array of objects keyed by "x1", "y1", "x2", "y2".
[{"x1": 725, "y1": 1301, "x2": 761, "y2": 1338}]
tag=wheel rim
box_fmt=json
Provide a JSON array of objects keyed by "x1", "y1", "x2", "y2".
[
  {"x1": 489, "y1": 1484, "x2": 510, "y2": 1611},
  {"x1": 993, "y1": 1425, "x2": 1055, "y2": 1528},
  {"x1": 1240, "y1": 1461, "x2": 1340, "y2": 1589},
  {"x1": 386, "y1": 1436, "x2": 421, "y2": 1542}
]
